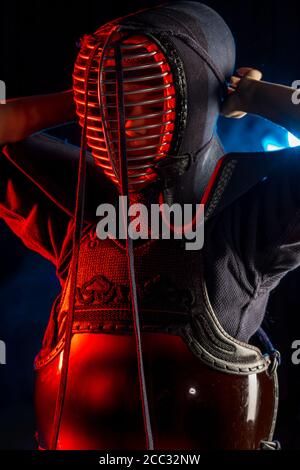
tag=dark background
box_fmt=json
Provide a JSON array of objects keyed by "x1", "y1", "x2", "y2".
[{"x1": 1, "y1": 0, "x2": 300, "y2": 449}]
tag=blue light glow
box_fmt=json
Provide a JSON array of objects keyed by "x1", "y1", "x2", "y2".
[
  {"x1": 262, "y1": 137, "x2": 284, "y2": 152},
  {"x1": 262, "y1": 132, "x2": 300, "y2": 152},
  {"x1": 288, "y1": 132, "x2": 300, "y2": 147}
]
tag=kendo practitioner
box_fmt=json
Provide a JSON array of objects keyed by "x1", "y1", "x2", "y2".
[{"x1": 1, "y1": 1, "x2": 300, "y2": 450}]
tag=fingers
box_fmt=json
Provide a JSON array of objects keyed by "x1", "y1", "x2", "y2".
[
  {"x1": 227, "y1": 87, "x2": 236, "y2": 95},
  {"x1": 226, "y1": 67, "x2": 262, "y2": 94},
  {"x1": 236, "y1": 67, "x2": 263, "y2": 80},
  {"x1": 222, "y1": 66, "x2": 263, "y2": 120},
  {"x1": 229, "y1": 76, "x2": 241, "y2": 88}
]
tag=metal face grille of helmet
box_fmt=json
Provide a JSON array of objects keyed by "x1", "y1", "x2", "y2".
[{"x1": 73, "y1": 25, "x2": 177, "y2": 191}]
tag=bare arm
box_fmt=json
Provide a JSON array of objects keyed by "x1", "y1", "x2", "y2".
[
  {"x1": 221, "y1": 67, "x2": 300, "y2": 139},
  {"x1": 0, "y1": 89, "x2": 76, "y2": 146}
]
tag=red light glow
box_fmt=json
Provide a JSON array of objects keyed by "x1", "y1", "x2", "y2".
[{"x1": 73, "y1": 29, "x2": 176, "y2": 190}]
